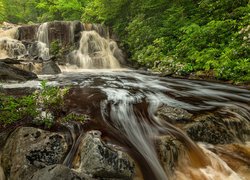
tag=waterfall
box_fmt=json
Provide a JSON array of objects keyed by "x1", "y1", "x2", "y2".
[
  {"x1": 0, "y1": 27, "x2": 26, "y2": 59},
  {"x1": 0, "y1": 37, "x2": 26, "y2": 59},
  {"x1": 37, "y1": 22, "x2": 49, "y2": 46},
  {"x1": 36, "y1": 22, "x2": 50, "y2": 60},
  {"x1": 67, "y1": 31, "x2": 121, "y2": 69}
]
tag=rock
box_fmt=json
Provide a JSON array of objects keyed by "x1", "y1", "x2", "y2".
[
  {"x1": 42, "y1": 60, "x2": 61, "y2": 74},
  {"x1": 155, "y1": 135, "x2": 185, "y2": 173},
  {"x1": 17, "y1": 21, "x2": 83, "y2": 48},
  {"x1": 17, "y1": 25, "x2": 40, "y2": 42},
  {"x1": 0, "y1": 128, "x2": 13, "y2": 151},
  {"x1": 45, "y1": 21, "x2": 83, "y2": 47},
  {"x1": 156, "y1": 105, "x2": 193, "y2": 123},
  {"x1": 0, "y1": 57, "x2": 21, "y2": 64},
  {"x1": 185, "y1": 112, "x2": 250, "y2": 144},
  {"x1": 0, "y1": 165, "x2": 5, "y2": 180},
  {"x1": 0, "y1": 37, "x2": 26, "y2": 57},
  {"x1": 14, "y1": 62, "x2": 43, "y2": 74},
  {"x1": 28, "y1": 41, "x2": 46, "y2": 58},
  {"x1": 1, "y1": 127, "x2": 68, "y2": 180},
  {"x1": 0, "y1": 62, "x2": 38, "y2": 81},
  {"x1": 74, "y1": 131, "x2": 135, "y2": 179},
  {"x1": 29, "y1": 164, "x2": 93, "y2": 180}
]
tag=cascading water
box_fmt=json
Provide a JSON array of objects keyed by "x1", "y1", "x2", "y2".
[
  {"x1": 0, "y1": 37, "x2": 26, "y2": 58},
  {"x1": 3, "y1": 71, "x2": 248, "y2": 179},
  {"x1": 36, "y1": 22, "x2": 50, "y2": 60},
  {"x1": 67, "y1": 31, "x2": 121, "y2": 69},
  {"x1": 0, "y1": 27, "x2": 27, "y2": 59}
]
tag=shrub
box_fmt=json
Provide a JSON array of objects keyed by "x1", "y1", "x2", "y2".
[
  {"x1": 0, "y1": 80, "x2": 69, "y2": 128},
  {"x1": 0, "y1": 93, "x2": 38, "y2": 125}
]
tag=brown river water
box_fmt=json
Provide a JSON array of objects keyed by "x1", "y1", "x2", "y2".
[{"x1": 1, "y1": 69, "x2": 249, "y2": 180}]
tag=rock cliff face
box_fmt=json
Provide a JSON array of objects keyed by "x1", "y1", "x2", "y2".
[
  {"x1": 17, "y1": 21, "x2": 83, "y2": 46},
  {"x1": 17, "y1": 24, "x2": 39, "y2": 42}
]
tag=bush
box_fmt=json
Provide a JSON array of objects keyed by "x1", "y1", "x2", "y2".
[
  {"x1": 33, "y1": 80, "x2": 69, "y2": 127},
  {"x1": 0, "y1": 80, "x2": 69, "y2": 128},
  {"x1": 0, "y1": 94, "x2": 38, "y2": 125}
]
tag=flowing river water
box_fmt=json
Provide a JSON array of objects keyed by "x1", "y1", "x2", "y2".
[{"x1": 1, "y1": 69, "x2": 250, "y2": 180}]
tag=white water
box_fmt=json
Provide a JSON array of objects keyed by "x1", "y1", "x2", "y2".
[
  {"x1": 101, "y1": 88, "x2": 167, "y2": 179},
  {"x1": 1, "y1": 71, "x2": 250, "y2": 179},
  {"x1": 68, "y1": 31, "x2": 121, "y2": 69},
  {"x1": 174, "y1": 143, "x2": 242, "y2": 180},
  {"x1": 36, "y1": 23, "x2": 50, "y2": 60},
  {"x1": 0, "y1": 37, "x2": 26, "y2": 58}
]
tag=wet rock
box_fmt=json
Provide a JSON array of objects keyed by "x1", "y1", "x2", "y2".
[
  {"x1": 17, "y1": 21, "x2": 83, "y2": 47},
  {"x1": 185, "y1": 112, "x2": 250, "y2": 144},
  {"x1": 0, "y1": 165, "x2": 5, "y2": 180},
  {"x1": 74, "y1": 131, "x2": 135, "y2": 179},
  {"x1": 28, "y1": 41, "x2": 45, "y2": 58},
  {"x1": 1, "y1": 127, "x2": 68, "y2": 180},
  {"x1": 156, "y1": 105, "x2": 193, "y2": 123},
  {"x1": 155, "y1": 135, "x2": 185, "y2": 173},
  {"x1": 29, "y1": 164, "x2": 93, "y2": 180},
  {"x1": 17, "y1": 25, "x2": 40, "y2": 42},
  {"x1": 46, "y1": 21, "x2": 83, "y2": 47},
  {"x1": 42, "y1": 60, "x2": 61, "y2": 74},
  {"x1": 14, "y1": 62, "x2": 43, "y2": 74},
  {"x1": 0, "y1": 128, "x2": 13, "y2": 151},
  {"x1": 0, "y1": 62, "x2": 37, "y2": 81},
  {"x1": 0, "y1": 57, "x2": 21, "y2": 64},
  {"x1": 0, "y1": 37, "x2": 26, "y2": 57}
]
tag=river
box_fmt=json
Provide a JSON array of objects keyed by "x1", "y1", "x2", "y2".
[{"x1": 1, "y1": 69, "x2": 250, "y2": 180}]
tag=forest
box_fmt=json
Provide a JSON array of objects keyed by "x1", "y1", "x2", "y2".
[{"x1": 0, "y1": 0, "x2": 250, "y2": 83}]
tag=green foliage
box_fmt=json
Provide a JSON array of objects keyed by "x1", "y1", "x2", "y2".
[
  {"x1": 2, "y1": 0, "x2": 41, "y2": 23},
  {"x1": 36, "y1": 80, "x2": 69, "y2": 116},
  {"x1": 81, "y1": 0, "x2": 250, "y2": 83},
  {"x1": 0, "y1": 0, "x2": 6, "y2": 22},
  {"x1": 0, "y1": 80, "x2": 69, "y2": 128},
  {"x1": 50, "y1": 40, "x2": 61, "y2": 55},
  {"x1": 0, "y1": 93, "x2": 38, "y2": 125},
  {"x1": 36, "y1": 0, "x2": 85, "y2": 22}
]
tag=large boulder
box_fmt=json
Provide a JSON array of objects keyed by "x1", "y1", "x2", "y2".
[
  {"x1": 42, "y1": 60, "x2": 61, "y2": 74},
  {"x1": 1, "y1": 127, "x2": 68, "y2": 180},
  {"x1": 0, "y1": 62, "x2": 37, "y2": 81},
  {"x1": 73, "y1": 131, "x2": 135, "y2": 179},
  {"x1": 29, "y1": 164, "x2": 93, "y2": 180}
]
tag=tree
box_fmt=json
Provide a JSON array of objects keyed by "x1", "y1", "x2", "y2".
[{"x1": 0, "y1": 0, "x2": 6, "y2": 22}]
